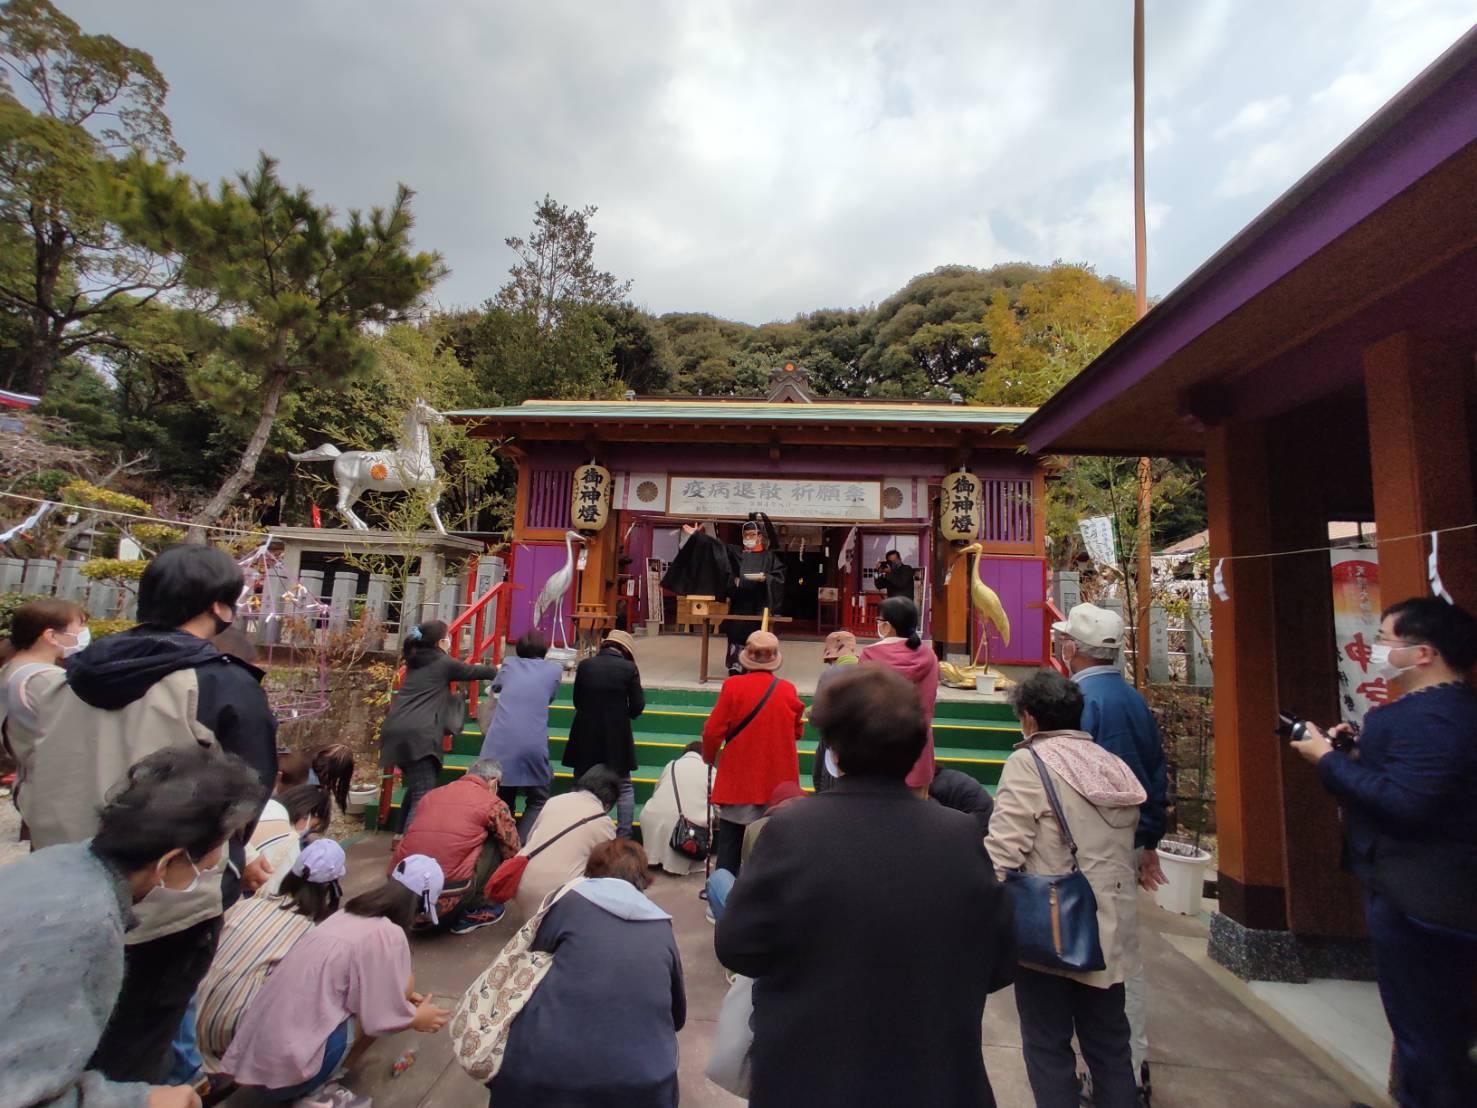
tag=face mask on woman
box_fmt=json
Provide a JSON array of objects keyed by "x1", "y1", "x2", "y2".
[{"x1": 57, "y1": 626, "x2": 91, "y2": 658}]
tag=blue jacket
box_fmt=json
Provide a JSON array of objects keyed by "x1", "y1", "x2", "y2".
[
  {"x1": 1075, "y1": 667, "x2": 1168, "y2": 849},
  {"x1": 1317, "y1": 683, "x2": 1477, "y2": 888}
]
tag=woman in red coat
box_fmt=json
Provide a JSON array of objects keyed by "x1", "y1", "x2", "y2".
[
  {"x1": 859, "y1": 596, "x2": 940, "y2": 792},
  {"x1": 702, "y1": 630, "x2": 805, "y2": 877}
]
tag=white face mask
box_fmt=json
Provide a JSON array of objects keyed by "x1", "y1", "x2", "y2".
[
  {"x1": 877, "y1": 622, "x2": 889, "y2": 639},
  {"x1": 824, "y1": 746, "x2": 842, "y2": 779},
  {"x1": 742, "y1": 537, "x2": 758, "y2": 551},
  {"x1": 59, "y1": 626, "x2": 90, "y2": 658},
  {"x1": 1370, "y1": 642, "x2": 1418, "y2": 680},
  {"x1": 156, "y1": 853, "x2": 203, "y2": 895}
]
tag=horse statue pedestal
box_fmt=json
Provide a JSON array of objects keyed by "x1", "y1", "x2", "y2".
[{"x1": 270, "y1": 526, "x2": 484, "y2": 625}]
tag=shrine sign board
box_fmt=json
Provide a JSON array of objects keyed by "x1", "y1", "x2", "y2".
[{"x1": 669, "y1": 476, "x2": 882, "y2": 522}]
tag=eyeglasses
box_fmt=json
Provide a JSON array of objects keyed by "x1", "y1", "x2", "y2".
[{"x1": 1375, "y1": 637, "x2": 1422, "y2": 648}]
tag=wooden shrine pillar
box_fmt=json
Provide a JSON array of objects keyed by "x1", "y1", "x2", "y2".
[
  {"x1": 1364, "y1": 332, "x2": 1477, "y2": 608},
  {"x1": 1264, "y1": 415, "x2": 1365, "y2": 940},
  {"x1": 1204, "y1": 421, "x2": 1290, "y2": 935}
]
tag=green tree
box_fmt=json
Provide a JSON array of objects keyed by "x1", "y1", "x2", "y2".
[
  {"x1": 0, "y1": 0, "x2": 182, "y2": 395},
  {"x1": 497, "y1": 194, "x2": 631, "y2": 335},
  {"x1": 122, "y1": 154, "x2": 445, "y2": 525}
]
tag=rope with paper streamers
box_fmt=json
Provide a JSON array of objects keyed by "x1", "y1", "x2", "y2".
[
  {"x1": 0, "y1": 491, "x2": 268, "y2": 540},
  {"x1": 1208, "y1": 521, "x2": 1477, "y2": 605}
]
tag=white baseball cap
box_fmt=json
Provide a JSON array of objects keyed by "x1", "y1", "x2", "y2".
[{"x1": 1051, "y1": 603, "x2": 1124, "y2": 650}]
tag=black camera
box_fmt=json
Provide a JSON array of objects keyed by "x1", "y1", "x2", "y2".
[{"x1": 1276, "y1": 710, "x2": 1357, "y2": 751}]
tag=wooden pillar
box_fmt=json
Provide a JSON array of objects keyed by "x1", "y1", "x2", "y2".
[
  {"x1": 1265, "y1": 420, "x2": 1365, "y2": 937},
  {"x1": 1205, "y1": 421, "x2": 1289, "y2": 931},
  {"x1": 577, "y1": 522, "x2": 618, "y2": 616},
  {"x1": 1364, "y1": 333, "x2": 1476, "y2": 606}
]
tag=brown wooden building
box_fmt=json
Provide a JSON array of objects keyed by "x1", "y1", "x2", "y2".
[{"x1": 1023, "y1": 30, "x2": 1477, "y2": 978}]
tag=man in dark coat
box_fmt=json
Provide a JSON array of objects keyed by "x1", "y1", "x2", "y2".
[
  {"x1": 716, "y1": 664, "x2": 1014, "y2": 1108},
  {"x1": 876, "y1": 549, "x2": 916, "y2": 599},
  {"x1": 562, "y1": 629, "x2": 645, "y2": 838}
]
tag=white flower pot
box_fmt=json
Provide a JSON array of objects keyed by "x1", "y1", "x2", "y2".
[
  {"x1": 973, "y1": 674, "x2": 1000, "y2": 694},
  {"x1": 1154, "y1": 843, "x2": 1212, "y2": 916},
  {"x1": 346, "y1": 785, "x2": 378, "y2": 815}
]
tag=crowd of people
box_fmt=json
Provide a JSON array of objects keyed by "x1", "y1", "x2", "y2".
[{"x1": 2, "y1": 538, "x2": 1474, "y2": 1106}]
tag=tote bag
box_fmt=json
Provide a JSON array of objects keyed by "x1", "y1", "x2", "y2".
[
  {"x1": 1002, "y1": 749, "x2": 1106, "y2": 973},
  {"x1": 451, "y1": 880, "x2": 578, "y2": 1082}
]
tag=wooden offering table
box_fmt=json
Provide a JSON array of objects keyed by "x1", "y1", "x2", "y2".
[{"x1": 678, "y1": 596, "x2": 793, "y2": 683}]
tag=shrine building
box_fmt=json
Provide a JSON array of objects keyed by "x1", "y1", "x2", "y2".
[
  {"x1": 450, "y1": 364, "x2": 1051, "y2": 667},
  {"x1": 1021, "y1": 29, "x2": 1477, "y2": 978}
]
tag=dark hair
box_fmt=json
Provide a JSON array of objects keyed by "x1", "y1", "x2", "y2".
[
  {"x1": 92, "y1": 745, "x2": 266, "y2": 873},
  {"x1": 516, "y1": 631, "x2": 550, "y2": 659},
  {"x1": 311, "y1": 743, "x2": 355, "y2": 812},
  {"x1": 886, "y1": 550, "x2": 901, "y2": 560},
  {"x1": 276, "y1": 750, "x2": 311, "y2": 792},
  {"x1": 402, "y1": 619, "x2": 448, "y2": 666},
  {"x1": 276, "y1": 868, "x2": 341, "y2": 923},
  {"x1": 213, "y1": 623, "x2": 259, "y2": 665},
  {"x1": 682, "y1": 740, "x2": 702, "y2": 756},
  {"x1": 279, "y1": 784, "x2": 331, "y2": 834},
  {"x1": 585, "y1": 838, "x2": 652, "y2": 889},
  {"x1": 1384, "y1": 597, "x2": 1477, "y2": 671},
  {"x1": 137, "y1": 544, "x2": 244, "y2": 629},
  {"x1": 575, "y1": 764, "x2": 622, "y2": 811},
  {"x1": 812, "y1": 664, "x2": 926, "y2": 779},
  {"x1": 878, "y1": 596, "x2": 922, "y2": 650},
  {"x1": 345, "y1": 877, "x2": 421, "y2": 933},
  {"x1": 6, "y1": 598, "x2": 86, "y2": 650},
  {"x1": 1010, "y1": 670, "x2": 1085, "y2": 733}
]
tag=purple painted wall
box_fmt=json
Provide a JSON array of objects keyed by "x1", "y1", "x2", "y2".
[
  {"x1": 973, "y1": 555, "x2": 1046, "y2": 666},
  {"x1": 508, "y1": 542, "x2": 575, "y2": 643}
]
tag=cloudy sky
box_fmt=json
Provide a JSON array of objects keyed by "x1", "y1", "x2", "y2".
[{"x1": 65, "y1": 1, "x2": 1475, "y2": 322}]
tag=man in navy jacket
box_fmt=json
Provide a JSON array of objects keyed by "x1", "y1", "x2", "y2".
[{"x1": 1055, "y1": 602, "x2": 1168, "y2": 1103}]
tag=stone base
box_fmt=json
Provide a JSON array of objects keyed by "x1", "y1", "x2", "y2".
[{"x1": 1209, "y1": 912, "x2": 1377, "y2": 982}]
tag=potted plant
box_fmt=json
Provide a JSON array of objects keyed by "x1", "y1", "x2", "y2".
[{"x1": 1154, "y1": 839, "x2": 1213, "y2": 915}]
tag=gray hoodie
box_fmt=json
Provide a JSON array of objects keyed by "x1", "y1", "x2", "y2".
[{"x1": 0, "y1": 841, "x2": 149, "y2": 1107}]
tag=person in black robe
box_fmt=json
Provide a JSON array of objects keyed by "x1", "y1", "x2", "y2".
[{"x1": 662, "y1": 514, "x2": 786, "y2": 673}]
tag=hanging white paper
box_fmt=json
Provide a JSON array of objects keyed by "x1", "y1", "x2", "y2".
[
  {"x1": 1429, "y1": 531, "x2": 1454, "y2": 604},
  {"x1": 1078, "y1": 515, "x2": 1117, "y2": 565},
  {"x1": 1212, "y1": 558, "x2": 1229, "y2": 602},
  {"x1": 0, "y1": 500, "x2": 52, "y2": 544}
]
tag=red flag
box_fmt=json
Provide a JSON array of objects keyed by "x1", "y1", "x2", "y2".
[{"x1": 311, "y1": 505, "x2": 322, "y2": 529}]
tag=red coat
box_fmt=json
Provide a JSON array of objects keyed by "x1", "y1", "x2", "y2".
[
  {"x1": 389, "y1": 775, "x2": 520, "y2": 884},
  {"x1": 702, "y1": 672, "x2": 804, "y2": 806}
]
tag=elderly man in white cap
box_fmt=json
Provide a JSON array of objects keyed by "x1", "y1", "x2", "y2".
[{"x1": 1052, "y1": 602, "x2": 1168, "y2": 1103}]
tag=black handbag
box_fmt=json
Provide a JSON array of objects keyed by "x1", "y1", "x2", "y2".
[
  {"x1": 1002, "y1": 748, "x2": 1107, "y2": 973},
  {"x1": 668, "y1": 761, "x2": 711, "y2": 861}
]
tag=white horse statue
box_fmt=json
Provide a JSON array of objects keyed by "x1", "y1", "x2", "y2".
[{"x1": 289, "y1": 398, "x2": 448, "y2": 534}]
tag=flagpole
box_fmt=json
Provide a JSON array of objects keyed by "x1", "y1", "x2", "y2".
[{"x1": 1132, "y1": 0, "x2": 1153, "y2": 687}]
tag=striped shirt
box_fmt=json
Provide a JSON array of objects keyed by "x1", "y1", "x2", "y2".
[{"x1": 196, "y1": 893, "x2": 316, "y2": 1071}]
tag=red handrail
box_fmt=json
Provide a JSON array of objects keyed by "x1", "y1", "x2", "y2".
[{"x1": 377, "y1": 574, "x2": 513, "y2": 830}]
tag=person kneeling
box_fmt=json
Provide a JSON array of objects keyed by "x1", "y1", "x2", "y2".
[
  {"x1": 390, "y1": 758, "x2": 521, "y2": 934},
  {"x1": 221, "y1": 856, "x2": 452, "y2": 1100},
  {"x1": 0, "y1": 744, "x2": 266, "y2": 1108}
]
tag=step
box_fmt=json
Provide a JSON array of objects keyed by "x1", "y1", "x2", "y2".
[{"x1": 548, "y1": 683, "x2": 1020, "y2": 723}]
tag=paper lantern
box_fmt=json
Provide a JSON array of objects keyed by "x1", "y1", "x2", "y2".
[
  {"x1": 940, "y1": 470, "x2": 981, "y2": 543},
  {"x1": 571, "y1": 463, "x2": 612, "y2": 531}
]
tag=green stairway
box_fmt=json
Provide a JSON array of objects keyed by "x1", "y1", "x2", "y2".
[{"x1": 364, "y1": 685, "x2": 1022, "y2": 835}]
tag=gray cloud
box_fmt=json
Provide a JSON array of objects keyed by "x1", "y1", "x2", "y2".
[{"x1": 64, "y1": 0, "x2": 1475, "y2": 322}]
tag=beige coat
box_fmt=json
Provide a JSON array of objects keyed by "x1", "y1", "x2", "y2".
[
  {"x1": 513, "y1": 789, "x2": 616, "y2": 918},
  {"x1": 986, "y1": 730, "x2": 1142, "y2": 989},
  {"x1": 639, "y1": 751, "x2": 710, "y2": 875}
]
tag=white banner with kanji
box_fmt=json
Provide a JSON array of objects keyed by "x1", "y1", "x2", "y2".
[{"x1": 1330, "y1": 548, "x2": 1383, "y2": 725}]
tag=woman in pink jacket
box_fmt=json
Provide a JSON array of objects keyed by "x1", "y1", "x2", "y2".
[{"x1": 859, "y1": 597, "x2": 939, "y2": 791}]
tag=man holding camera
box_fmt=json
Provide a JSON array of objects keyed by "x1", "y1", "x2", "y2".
[
  {"x1": 876, "y1": 550, "x2": 916, "y2": 599},
  {"x1": 1291, "y1": 597, "x2": 1477, "y2": 1108}
]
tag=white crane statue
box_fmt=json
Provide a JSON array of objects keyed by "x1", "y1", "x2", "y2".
[
  {"x1": 288, "y1": 398, "x2": 448, "y2": 533},
  {"x1": 533, "y1": 530, "x2": 587, "y2": 652}
]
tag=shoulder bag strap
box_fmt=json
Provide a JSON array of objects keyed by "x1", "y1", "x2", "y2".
[
  {"x1": 724, "y1": 675, "x2": 780, "y2": 746},
  {"x1": 672, "y1": 759, "x2": 688, "y2": 822},
  {"x1": 525, "y1": 811, "x2": 607, "y2": 861},
  {"x1": 1027, "y1": 747, "x2": 1081, "y2": 868}
]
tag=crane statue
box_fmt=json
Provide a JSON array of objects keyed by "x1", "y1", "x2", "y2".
[
  {"x1": 938, "y1": 541, "x2": 1013, "y2": 689},
  {"x1": 289, "y1": 398, "x2": 448, "y2": 534},
  {"x1": 533, "y1": 530, "x2": 587, "y2": 653}
]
